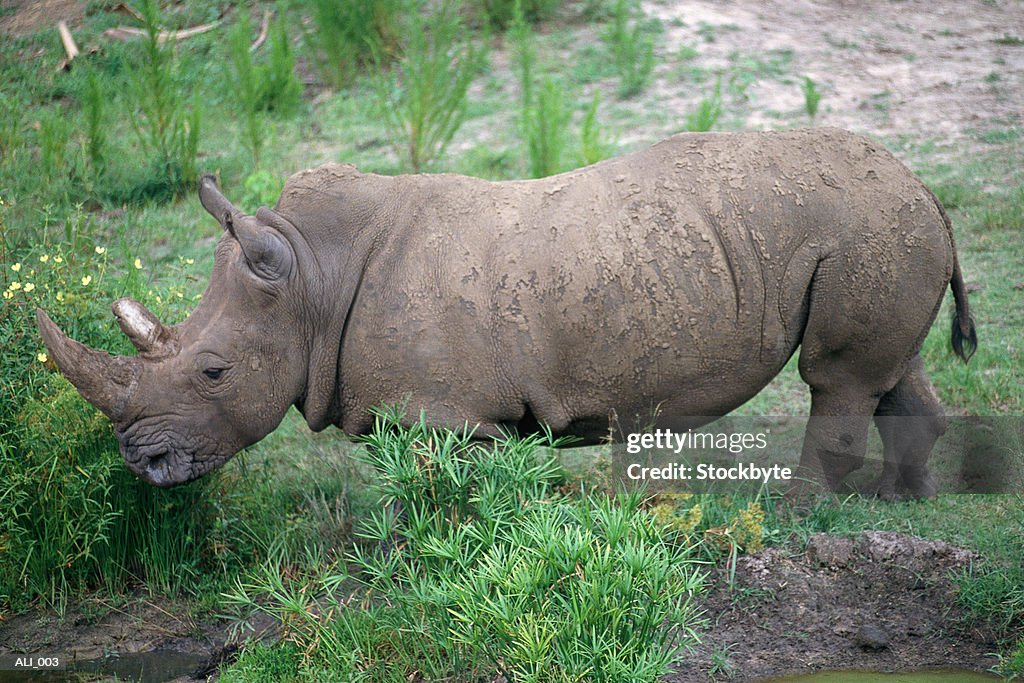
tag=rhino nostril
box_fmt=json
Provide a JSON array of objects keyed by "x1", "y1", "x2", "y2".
[{"x1": 147, "y1": 451, "x2": 168, "y2": 472}]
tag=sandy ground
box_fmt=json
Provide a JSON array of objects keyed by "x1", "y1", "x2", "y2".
[{"x1": 643, "y1": 0, "x2": 1024, "y2": 150}]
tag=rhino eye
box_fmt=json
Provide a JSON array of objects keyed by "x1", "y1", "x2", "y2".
[{"x1": 203, "y1": 367, "x2": 225, "y2": 381}]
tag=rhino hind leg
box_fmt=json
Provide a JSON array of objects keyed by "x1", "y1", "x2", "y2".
[{"x1": 870, "y1": 355, "x2": 945, "y2": 499}]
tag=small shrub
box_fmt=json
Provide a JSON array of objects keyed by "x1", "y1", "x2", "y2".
[
  {"x1": 512, "y1": 9, "x2": 571, "y2": 177},
  {"x1": 374, "y1": 1, "x2": 487, "y2": 171},
  {"x1": 227, "y1": 6, "x2": 265, "y2": 166},
  {"x1": 602, "y1": 0, "x2": 656, "y2": 99},
  {"x1": 82, "y1": 67, "x2": 107, "y2": 176},
  {"x1": 38, "y1": 108, "x2": 73, "y2": 180},
  {"x1": 476, "y1": 0, "x2": 561, "y2": 29},
  {"x1": 128, "y1": 0, "x2": 201, "y2": 197},
  {"x1": 523, "y1": 75, "x2": 571, "y2": 177},
  {"x1": 260, "y1": 6, "x2": 303, "y2": 115},
  {"x1": 685, "y1": 78, "x2": 722, "y2": 132},
  {"x1": 802, "y1": 75, "x2": 822, "y2": 120},
  {"x1": 580, "y1": 89, "x2": 612, "y2": 166},
  {"x1": 242, "y1": 169, "x2": 284, "y2": 209},
  {"x1": 307, "y1": 0, "x2": 405, "y2": 88}
]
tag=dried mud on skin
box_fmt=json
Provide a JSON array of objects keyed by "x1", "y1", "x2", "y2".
[{"x1": 668, "y1": 531, "x2": 1000, "y2": 682}]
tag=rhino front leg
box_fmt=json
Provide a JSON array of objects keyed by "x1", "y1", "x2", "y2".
[{"x1": 871, "y1": 355, "x2": 945, "y2": 499}]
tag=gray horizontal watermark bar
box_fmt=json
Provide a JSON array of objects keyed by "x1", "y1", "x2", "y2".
[{"x1": 607, "y1": 416, "x2": 1023, "y2": 495}]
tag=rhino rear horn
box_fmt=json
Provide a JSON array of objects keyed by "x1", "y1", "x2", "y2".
[
  {"x1": 113, "y1": 298, "x2": 177, "y2": 358},
  {"x1": 36, "y1": 308, "x2": 140, "y2": 422},
  {"x1": 199, "y1": 174, "x2": 241, "y2": 229}
]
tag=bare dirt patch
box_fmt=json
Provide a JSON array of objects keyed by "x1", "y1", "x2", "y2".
[
  {"x1": 642, "y1": 0, "x2": 1023, "y2": 151},
  {"x1": 669, "y1": 531, "x2": 1000, "y2": 682},
  {"x1": 0, "y1": 0, "x2": 83, "y2": 37}
]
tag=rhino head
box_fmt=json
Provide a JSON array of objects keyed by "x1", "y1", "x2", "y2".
[{"x1": 36, "y1": 176, "x2": 342, "y2": 487}]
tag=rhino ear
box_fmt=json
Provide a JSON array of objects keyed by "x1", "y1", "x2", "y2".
[
  {"x1": 199, "y1": 175, "x2": 293, "y2": 282},
  {"x1": 232, "y1": 213, "x2": 294, "y2": 282}
]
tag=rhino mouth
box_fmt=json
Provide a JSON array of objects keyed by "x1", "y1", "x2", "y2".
[{"x1": 118, "y1": 422, "x2": 224, "y2": 487}]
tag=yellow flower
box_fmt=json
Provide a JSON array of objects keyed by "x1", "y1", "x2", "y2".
[
  {"x1": 56, "y1": 291, "x2": 64, "y2": 302},
  {"x1": 2, "y1": 290, "x2": 11, "y2": 300},
  {"x1": 95, "y1": 246, "x2": 106, "y2": 255},
  {"x1": 81, "y1": 275, "x2": 92, "y2": 286},
  {"x1": 10, "y1": 263, "x2": 20, "y2": 272},
  {"x1": 37, "y1": 352, "x2": 48, "y2": 363},
  {"x1": 185, "y1": 258, "x2": 194, "y2": 265},
  {"x1": 54, "y1": 255, "x2": 63, "y2": 263},
  {"x1": 134, "y1": 258, "x2": 143, "y2": 270},
  {"x1": 39, "y1": 254, "x2": 49, "y2": 263},
  {"x1": 23, "y1": 282, "x2": 35, "y2": 293},
  {"x1": 8, "y1": 281, "x2": 20, "y2": 291}
]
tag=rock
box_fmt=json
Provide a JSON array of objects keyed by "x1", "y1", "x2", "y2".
[
  {"x1": 806, "y1": 533, "x2": 855, "y2": 567},
  {"x1": 855, "y1": 624, "x2": 891, "y2": 651}
]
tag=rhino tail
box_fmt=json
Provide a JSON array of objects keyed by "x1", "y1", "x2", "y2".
[
  {"x1": 949, "y1": 255, "x2": 977, "y2": 363},
  {"x1": 928, "y1": 187, "x2": 977, "y2": 363}
]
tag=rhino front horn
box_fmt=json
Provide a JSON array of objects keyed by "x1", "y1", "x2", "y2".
[
  {"x1": 36, "y1": 308, "x2": 140, "y2": 422},
  {"x1": 113, "y1": 298, "x2": 176, "y2": 358}
]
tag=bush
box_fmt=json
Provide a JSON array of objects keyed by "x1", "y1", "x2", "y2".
[{"x1": 223, "y1": 410, "x2": 705, "y2": 681}]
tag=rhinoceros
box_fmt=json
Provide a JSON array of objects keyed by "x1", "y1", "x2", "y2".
[{"x1": 36, "y1": 128, "x2": 975, "y2": 496}]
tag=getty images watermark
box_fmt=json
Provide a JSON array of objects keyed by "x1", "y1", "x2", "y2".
[{"x1": 623, "y1": 427, "x2": 793, "y2": 484}]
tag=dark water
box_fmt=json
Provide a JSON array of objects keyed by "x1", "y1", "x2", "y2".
[
  {"x1": 1, "y1": 650, "x2": 204, "y2": 682},
  {"x1": 761, "y1": 670, "x2": 999, "y2": 682}
]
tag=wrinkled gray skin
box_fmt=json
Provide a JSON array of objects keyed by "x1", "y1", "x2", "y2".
[{"x1": 38, "y1": 129, "x2": 976, "y2": 496}]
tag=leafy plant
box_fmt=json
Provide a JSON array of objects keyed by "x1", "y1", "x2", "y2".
[
  {"x1": 602, "y1": 0, "x2": 656, "y2": 98},
  {"x1": 685, "y1": 78, "x2": 722, "y2": 132},
  {"x1": 128, "y1": 0, "x2": 201, "y2": 197},
  {"x1": 802, "y1": 75, "x2": 822, "y2": 120},
  {"x1": 374, "y1": 2, "x2": 486, "y2": 171}
]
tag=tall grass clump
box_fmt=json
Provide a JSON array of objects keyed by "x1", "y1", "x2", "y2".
[
  {"x1": 512, "y1": 9, "x2": 571, "y2": 177},
  {"x1": 802, "y1": 75, "x2": 822, "y2": 120},
  {"x1": 129, "y1": 0, "x2": 201, "y2": 199},
  {"x1": 374, "y1": 2, "x2": 487, "y2": 171},
  {"x1": 580, "y1": 89, "x2": 612, "y2": 165},
  {"x1": 476, "y1": 0, "x2": 560, "y2": 29},
  {"x1": 223, "y1": 410, "x2": 704, "y2": 681},
  {"x1": 228, "y1": 7, "x2": 266, "y2": 167},
  {"x1": 38, "y1": 108, "x2": 73, "y2": 181},
  {"x1": 685, "y1": 78, "x2": 723, "y2": 132},
  {"x1": 308, "y1": 0, "x2": 406, "y2": 88},
  {"x1": 82, "y1": 67, "x2": 107, "y2": 176},
  {"x1": 602, "y1": 0, "x2": 656, "y2": 98}
]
